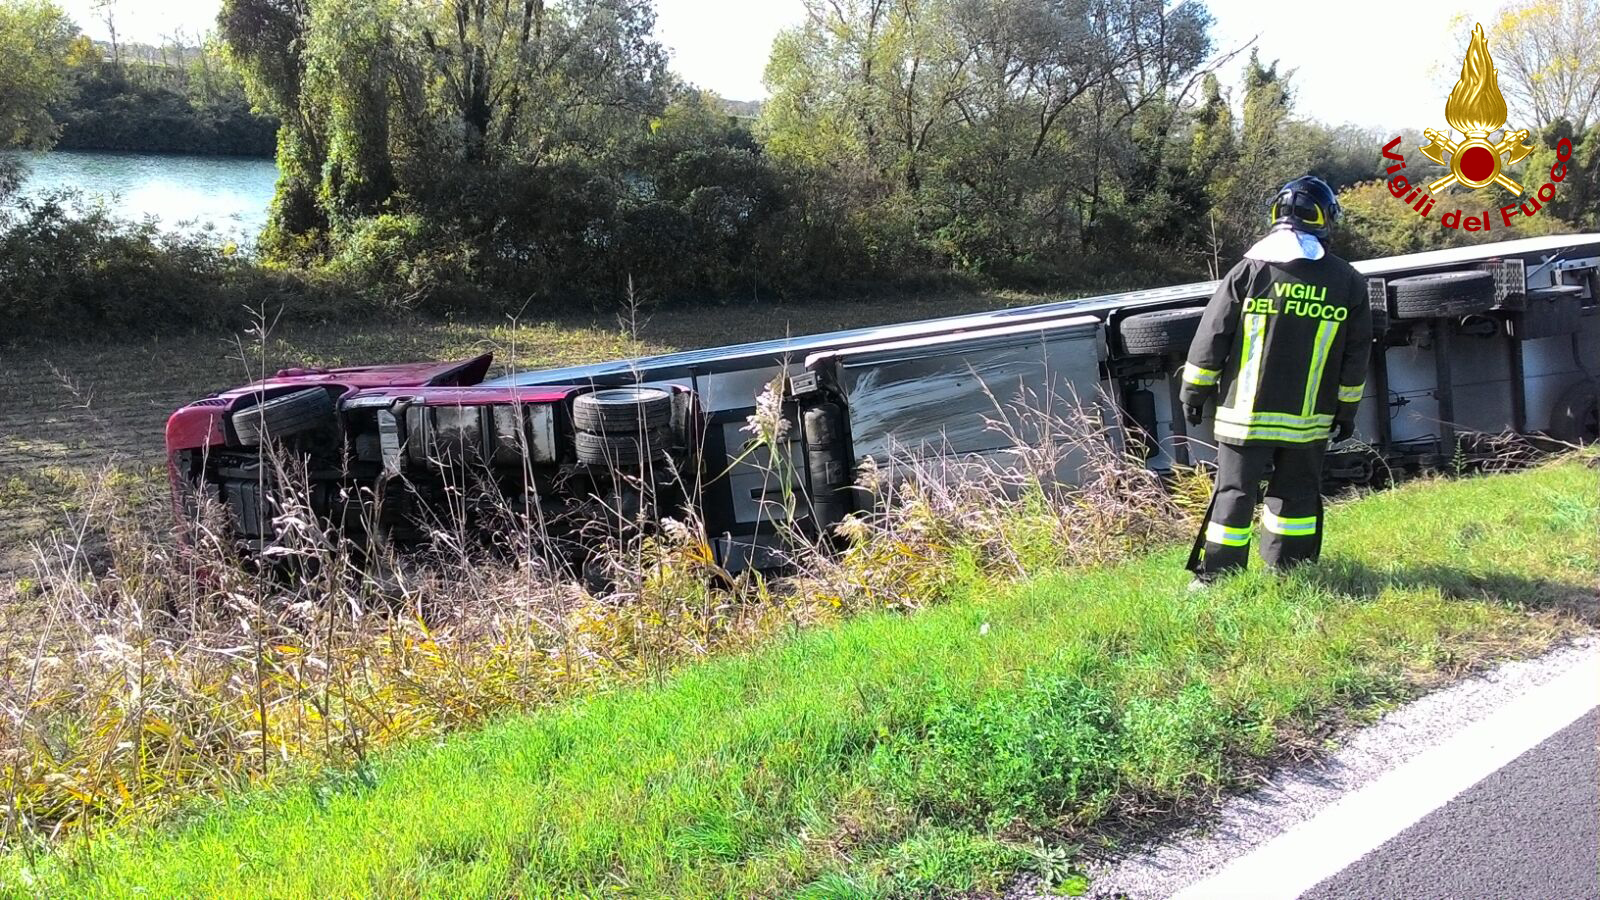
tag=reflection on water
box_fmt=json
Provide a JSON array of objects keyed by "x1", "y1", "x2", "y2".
[{"x1": 12, "y1": 151, "x2": 278, "y2": 242}]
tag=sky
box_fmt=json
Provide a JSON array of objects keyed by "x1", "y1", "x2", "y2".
[{"x1": 60, "y1": 0, "x2": 1517, "y2": 132}]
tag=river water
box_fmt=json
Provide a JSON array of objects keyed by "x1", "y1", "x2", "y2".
[{"x1": 12, "y1": 150, "x2": 278, "y2": 242}]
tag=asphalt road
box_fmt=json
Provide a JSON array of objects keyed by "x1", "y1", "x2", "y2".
[
  {"x1": 1303, "y1": 707, "x2": 1599, "y2": 900},
  {"x1": 1073, "y1": 643, "x2": 1600, "y2": 900}
]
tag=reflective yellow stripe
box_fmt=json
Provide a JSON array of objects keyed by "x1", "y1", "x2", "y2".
[
  {"x1": 1215, "y1": 410, "x2": 1335, "y2": 429},
  {"x1": 1184, "y1": 363, "x2": 1221, "y2": 387},
  {"x1": 1206, "y1": 521, "x2": 1253, "y2": 546},
  {"x1": 1234, "y1": 313, "x2": 1268, "y2": 414},
  {"x1": 1214, "y1": 421, "x2": 1332, "y2": 443},
  {"x1": 1338, "y1": 383, "x2": 1365, "y2": 403},
  {"x1": 1302, "y1": 320, "x2": 1340, "y2": 417},
  {"x1": 1263, "y1": 509, "x2": 1318, "y2": 536}
]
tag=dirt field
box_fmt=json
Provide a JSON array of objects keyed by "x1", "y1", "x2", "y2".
[{"x1": 0, "y1": 289, "x2": 1040, "y2": 578}]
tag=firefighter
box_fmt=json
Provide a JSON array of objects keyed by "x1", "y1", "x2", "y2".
[{"x1": 1181, "y1": 175, "x2": 1371, "y2": 584}]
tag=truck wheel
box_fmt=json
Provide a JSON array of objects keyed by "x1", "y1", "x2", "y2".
[
  {"x1": 232, "y1": 388, "x2": 335, "y2": 446},
  {"x1": 573, "y1": 388, "x2": 673, "y2": 433},
  {"x1": 1119, "y1": 307, "x2": 1205, "y2": 356},
  {"x1": 575, "y1": 428, "x2": 673, "y2": 466},
  {"x1": 1389, "y1": 271, "x2": 1495, "y2": 319},
  {"x1": 1549, "y1": 380, "x2": 1600, "y2": 445}
]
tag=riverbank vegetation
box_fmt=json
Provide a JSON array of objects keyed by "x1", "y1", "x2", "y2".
[
  {"x1": 2, "y1": 0, "x2": 1598, "y2": 342},
  {"x1": 2, "y1": 453, "x2": 1592, "y2": 895},
  {"x1": 52, "y1": 39, "x2": 277, "y2": 157},
  {"x1": 0, "y1": 3, "x2": 274, "y2": 159}
]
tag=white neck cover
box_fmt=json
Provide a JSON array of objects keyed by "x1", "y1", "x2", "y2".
[{"x1": 1245, "y1": 226, "x2": 1325, "y2": 263}]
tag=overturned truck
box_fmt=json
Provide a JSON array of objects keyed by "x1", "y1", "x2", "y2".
[{"x1": 167, "y1": 234, "x2": 1600, "y2": 572}]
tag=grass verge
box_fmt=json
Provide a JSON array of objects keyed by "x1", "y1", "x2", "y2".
[{"x1": 6, "y1": 461, "x2": 1596, "y2": 898}]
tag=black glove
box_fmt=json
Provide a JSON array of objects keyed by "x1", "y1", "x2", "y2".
[
  {"x1": 1331, "y1": 418, "x2": 1355, "y2": 442},
  {"x1": 1183, "y1": 403, "x2": 1205, "y2": 427}
]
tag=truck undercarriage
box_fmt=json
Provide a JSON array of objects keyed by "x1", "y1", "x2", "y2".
[{"x1": 166, "y1": 234, "x2": 1600, "y2": 574}]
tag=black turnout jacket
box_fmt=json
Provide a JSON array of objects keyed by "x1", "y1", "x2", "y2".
[{"x1": 1180, "y1": 249, "x2": 1371, "y2": 446}]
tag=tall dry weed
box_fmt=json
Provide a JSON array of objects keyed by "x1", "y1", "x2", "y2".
[{"x1": 0, "y1": 381, "x2": 1184, "y2": 849}]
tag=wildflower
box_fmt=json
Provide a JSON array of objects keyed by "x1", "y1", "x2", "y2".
[
  {"x1": 855, "y1": 457, "x2": 885, "y2": 495},
  {"x1": 660, "y1": 517, "x2": 694, "y2": 545},
  {"x1": 833, "y1": 515, "x2": 869, "y2": 543},
  {"x1": 743, "y1": 376, "x2": 791, "y2": 446}
]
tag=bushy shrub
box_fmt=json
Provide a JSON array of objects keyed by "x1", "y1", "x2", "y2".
[
  {"x1": 51, "y1": 57, "x2": 278, "y2": 157},
  {"x1": 1333, "y1": 176, "x2": 1573, "y2": 262},
  {"x1": 0, "y1": 192, "x2": 349, "y2": 341},
  {"x1": 325, "y1": 212, "x2": 479, "y2": 311},
  {"x1": 0, "y1": 195, "x2": 232, "y2": 335}
]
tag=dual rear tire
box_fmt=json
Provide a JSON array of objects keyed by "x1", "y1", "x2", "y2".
[{"x1": 572, "y1": 388, "x2": 676, "y2": 466}]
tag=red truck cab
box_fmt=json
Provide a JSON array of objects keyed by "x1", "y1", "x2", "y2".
[{"x1": 165, "y1": 353, "x2": 695, "y2": 572}]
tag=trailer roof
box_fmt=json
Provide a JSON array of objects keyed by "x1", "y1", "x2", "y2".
[{"x1": 491, "y1": 233, "x2": 1600, "y2": 388}]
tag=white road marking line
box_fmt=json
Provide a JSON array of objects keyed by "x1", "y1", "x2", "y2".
[{"x1": 1169, "y1": 647, "x2": 1600, "y2": 900}]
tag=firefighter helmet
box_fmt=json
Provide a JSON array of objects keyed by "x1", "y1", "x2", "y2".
[{"x1": 1270, "y1": 176, "x2": 1340, "y2": 239}]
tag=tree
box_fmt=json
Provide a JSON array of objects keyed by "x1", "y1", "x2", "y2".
[
  {"x1": 92, "y1": 0, "x2": 119, "y2": 66},
  {"x1": 1490, "y1": 0, "x2": 1600, "y2": 131},
  {"x1": 1192, "y1": 52, "x2": 1308, "y2": 258},
  {"x1": 225, "y1": 0, "x2": 674, "y2": 250},
  {"x1": 1522, "y1": 118, "x2": 1599, "y2": 229},
  {"x1": 219, "y1": 0, "x2": 325, "y2": 251},
  {"x1": 222, "y1": 0, "x2": 815, "y2": 306},
  {"x1": 0, "y1": 0, "x2": 79, "y2": 151},
  {"x1": 1188, "y1": 72, "x2": 1234, "y2": 182},
  {"x1": 762, "y1": 0, "x2": 1213, "y2": 278}
]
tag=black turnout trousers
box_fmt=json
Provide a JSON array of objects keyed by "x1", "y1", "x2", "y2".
[{"x1": 1196, "y1": 441, "x2": 1327, "y2": 576}]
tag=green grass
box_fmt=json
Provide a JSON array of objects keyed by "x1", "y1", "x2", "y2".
[{"x1": 8, "y1": 462, "x2": 1596, "y2": 898}]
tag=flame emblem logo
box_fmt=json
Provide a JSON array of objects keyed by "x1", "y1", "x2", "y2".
[{"x1": 1418, "y1": 24, "x2": 1535, "y2": 195}]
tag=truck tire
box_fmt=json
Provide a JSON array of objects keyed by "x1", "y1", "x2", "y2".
[
  {"x1": 232, "y1": 388, "x2": 335, "y2": 446},
  {"x1": 1119, "y1": 307, "x2": 1206, "y2": 357},
  {"x1": 1389, "y1": 271, "x2": 1495, "y2": 319},
  {"x1": 575, "y1": 427, "x2": 673, "y2": 466},
  {"x1": 1549, "y1": 380, "x2": 1600, "y2": 445},
  {"x1": 573, "y1": 388, "x2": 673, "y2": 434}
]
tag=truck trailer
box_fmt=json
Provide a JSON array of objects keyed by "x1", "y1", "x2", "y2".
[{"x1": 166, "y1": 233, "x2": 1600, "y2": 573}]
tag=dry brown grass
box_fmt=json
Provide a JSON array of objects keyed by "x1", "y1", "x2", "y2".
[{"x1": 0, "y1": 374, "x2": 1184, "y2": 848}]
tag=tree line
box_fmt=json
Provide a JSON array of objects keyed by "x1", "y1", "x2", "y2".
[
  {"x1": 0, "y1": 2, "x2": 277, "y2": 158},
  {"x1": 52, "y1": 37, "x2": 278, "y2": 157},
  {"x1": 215, "y1": 0, "x2": 1600, "y2": 309},
  {"x1": 0, "y1": 0, "x2": 1597, "y2": 337}
]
